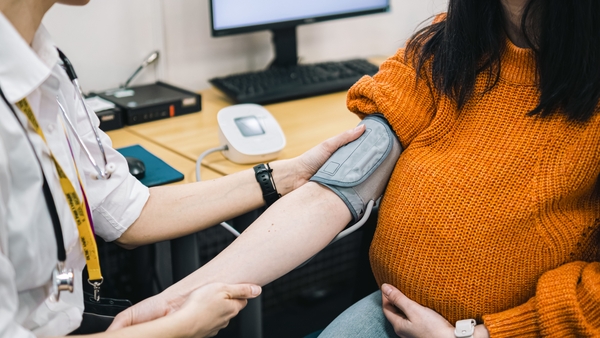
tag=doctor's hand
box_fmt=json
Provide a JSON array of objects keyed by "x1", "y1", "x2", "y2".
[
  {"x1": 271, "y1": 124, "x2": 365, "y2": 195},
  {"x1": 381, "y1": 284, "x2": 490, "y2": 338},
  {"x1": 108, "y1": 282, "x2": 261, "y2": 336}
]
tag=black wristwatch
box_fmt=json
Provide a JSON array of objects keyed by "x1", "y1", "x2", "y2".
[{"x1": 253, "y1": 163, "x2": 281, "y2": 207}]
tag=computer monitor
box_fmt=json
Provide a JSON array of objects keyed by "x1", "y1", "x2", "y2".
[{"x1": 209, "y1": 0, "x2": 390, "y2": 67}]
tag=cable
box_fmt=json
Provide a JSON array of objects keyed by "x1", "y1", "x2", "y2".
[
  {"x1": 331, "y1": 199, "x2": 375, "y2": 244},
  {"x1": 195, "y1": 145, "x2": 241, "y2": 237},
  {"x1": 218, "y1": 221, "x2": 241, "y2": 237},
  {"x1": 195, "y1": 145, "x2": 227, "y2": 182}
]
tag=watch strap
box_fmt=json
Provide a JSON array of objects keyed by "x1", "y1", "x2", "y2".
[
  {"x1": 454, "y1": 319, "x2": 476, "y2": 338},
  {"x1": 253, "y1": 163, "x2": 281, "y2": 207}
]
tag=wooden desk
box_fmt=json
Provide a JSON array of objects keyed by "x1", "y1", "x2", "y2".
[
  {"x1": 125, "y1": 88, "x2": 360, "y2": 176},
  {"x1": 107, "y1": 128, "x2": 222, "y2": 182}
]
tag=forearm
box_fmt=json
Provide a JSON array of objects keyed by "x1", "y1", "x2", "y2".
[
  {"x1": 117, "y1": 159, "x2": 298, "y2": 247},
  {"x1": 162, "y1": 182, "x2": 352, "y2": 303}
]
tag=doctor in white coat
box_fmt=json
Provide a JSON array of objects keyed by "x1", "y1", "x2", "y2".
[{"x1": 0, "y1": 0, "x2": 365, "y2": 337}]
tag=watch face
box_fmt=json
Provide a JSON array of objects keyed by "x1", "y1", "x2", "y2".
[
  {"x1": 455, "y1": 319, "x2": 475, "y2": 337},
  {"x1": 234, "y1": 116, "x2": 265, "y2": 137}
]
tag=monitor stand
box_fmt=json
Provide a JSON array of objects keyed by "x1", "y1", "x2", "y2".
[{"x1": 270, "y1": 26, "x2": 298, "y2": 68}]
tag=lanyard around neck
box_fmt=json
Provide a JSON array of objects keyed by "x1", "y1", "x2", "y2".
[
  {"x1": 0, "y1": 87, "x2": 67, "y2": 263},
  {"x1": 14, "y1": 97, "x2": 103, "y2": 283}
]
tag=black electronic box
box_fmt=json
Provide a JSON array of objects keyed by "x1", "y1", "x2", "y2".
[
  {"x1": 96, "y1": 106, "x2": 124, "y2": 131},
  {"x1": 96, "y1": 81, "x2": 202, "y2": 125},
  {"x1": 84, "y1": 95, "x2": 124, "y2": 131}
]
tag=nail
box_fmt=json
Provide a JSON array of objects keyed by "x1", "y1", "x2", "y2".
[
  {"x1": 382, "y1": 284, "x2": 392, "y2": 296},
  {"x1": 251, "y1": 285, "x2": 262, "y2": 296}
]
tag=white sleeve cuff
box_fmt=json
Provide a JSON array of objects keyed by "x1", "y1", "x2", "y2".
[{"x1": 92, "y1": 175, "x2": 149, "y2": 242}]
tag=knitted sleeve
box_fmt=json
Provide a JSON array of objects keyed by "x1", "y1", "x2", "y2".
[
  {"x1": 346, "y1": 49, "x2": 437, "y2": 148},
  {"x1": 482, "y1": 261, "x2": 600, "y2": 337}
]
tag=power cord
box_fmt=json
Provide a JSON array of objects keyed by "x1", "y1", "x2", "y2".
[
  {"x1": 331, "y1": 200, "x2": 375, "y2": 244},
  {"x1": 196, "y1": 145, "x2": 241, "y2": 237},
  {"x1": 195, "y1": 145, "x2": 227, "y2": 183}
]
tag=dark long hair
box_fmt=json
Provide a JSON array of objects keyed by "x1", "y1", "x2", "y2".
[{"x1": 406, "y1": 0, "x2": 600, "y2": 122}]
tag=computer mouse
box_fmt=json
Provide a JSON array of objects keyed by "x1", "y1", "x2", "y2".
[{"x1": 125, "y1": 156, "x2": 146, "y2": 179}]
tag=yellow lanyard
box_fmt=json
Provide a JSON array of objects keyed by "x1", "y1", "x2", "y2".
[{"x1": 15, "y1": 98, "x2": 103, "y2": 282}]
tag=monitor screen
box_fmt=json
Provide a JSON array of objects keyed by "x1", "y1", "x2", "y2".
[
  {"x1": 234, "y1": 116, "x2": 265, "y2": 137},
  {"x1": 211, "y1": 0, "x2": 389, "y2": 35}
]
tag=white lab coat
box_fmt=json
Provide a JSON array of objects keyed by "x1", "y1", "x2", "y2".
[{"x1": 0, "y1": 13, "x2": 149, "y2": 337}]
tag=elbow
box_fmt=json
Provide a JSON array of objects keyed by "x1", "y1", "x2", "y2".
[
  {"x1": 113, "y1": 233, "x2": 140, "y2": 250},
  {"x1": 114, "y1": 241, "x2": 139, "y2": 250}
]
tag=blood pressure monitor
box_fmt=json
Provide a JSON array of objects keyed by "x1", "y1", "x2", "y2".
[{"x1": 217, "y1": 104, "x2": 286, "y2": 164}]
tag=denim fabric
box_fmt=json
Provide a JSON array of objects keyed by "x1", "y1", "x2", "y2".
[{"x1": 318, "y1": 291, "x2": 397, "y2": 337}]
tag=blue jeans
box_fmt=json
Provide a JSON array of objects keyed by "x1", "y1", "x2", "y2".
[{"x1": 318, "y1": 291, "x2": 397, "y2": 337}]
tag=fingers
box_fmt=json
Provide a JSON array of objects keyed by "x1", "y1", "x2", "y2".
[
  {"x1": 382, "y1": 294, "x2": 407, "y2": 319},
  {"x1": 381, "y1": 292, "x2": 410, "y2": 336},
  {"x1": 296, "y1": 124, "x2": 366, "y2": 177},
  {"x1": 381, "y1": 284, "x2": 456, "y2": 338},
  {"x1": 220, "y1": 284, "x2": 260, "y2": 316},
  {"x1": 323, "y1": 124, "x2": 366, "y2": 152},
  {"x1": 224, "y1": 283, "x2": 262, "y2": 299},
  {"x1": 381, "y1": 283, "x2": 416, "y2": 319},
  {"x1": 108, "y1": 284, "x2": 262, "y2": 337},
  {"x1": 107, "y1": 309, "x2": 133, "y2": 331},
  {"x1": 107, "y1": 296, "x2": 170, "y2": 331}
]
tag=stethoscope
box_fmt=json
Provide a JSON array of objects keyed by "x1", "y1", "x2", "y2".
[
  {"x1": 53, "y1": 49, "x2": 112, "y2": 299},
  {"x1": 57, "y1": 48, "x2": 115, "y2": 180}
]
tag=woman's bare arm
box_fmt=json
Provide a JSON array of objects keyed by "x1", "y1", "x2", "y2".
[{"x1": 109, "y1": 181, "x2": 351, "y2": 329}]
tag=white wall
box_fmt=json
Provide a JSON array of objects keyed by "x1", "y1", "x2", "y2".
[{"x1": 43, "y1": 0, "x2": 447, "y2": 94}]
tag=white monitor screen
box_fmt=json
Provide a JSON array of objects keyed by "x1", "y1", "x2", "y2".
[
  {"x1": 212, "y1": 0, "x2": 389, "y2": 31},
  {"x1": 235, "y1": 116, "x2": 265, "y2": 137}
]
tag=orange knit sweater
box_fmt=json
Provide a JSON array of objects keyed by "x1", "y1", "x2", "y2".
[{"x1": 347, "y1": 40, "x2": 600, "y2": 337}]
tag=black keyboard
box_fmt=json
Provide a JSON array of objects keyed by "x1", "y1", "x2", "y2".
[{"x1": 209, "y1": 59, "x2": 379, "y2": 104}]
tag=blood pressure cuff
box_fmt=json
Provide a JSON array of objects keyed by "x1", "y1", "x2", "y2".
[{"x1": 310, "y1": 114, "x2": 402, "y2": 222}]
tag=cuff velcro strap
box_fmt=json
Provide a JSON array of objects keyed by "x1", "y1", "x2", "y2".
[
  {"x1": 310, "y1": 114, "x2": 402, "y2": 222},
  {"x1": 253, "y1": 163, "x2": 281, "y2": 207}
]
